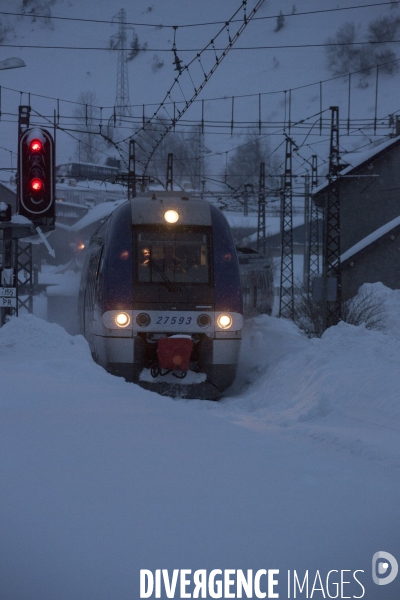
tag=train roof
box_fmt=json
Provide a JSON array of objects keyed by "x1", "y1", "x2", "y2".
[{"x1": 130, "y1": 192, "x2": 212, "y2": 226}]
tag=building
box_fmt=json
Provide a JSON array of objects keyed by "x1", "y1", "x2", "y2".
[
  {"x1": 0, "y1": 181, "x2": 17, "y2": 213},
  {"x1": 312, "y1": 135, "x2": 400, "y2": 300}
]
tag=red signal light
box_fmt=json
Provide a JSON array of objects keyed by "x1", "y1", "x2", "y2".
[
  {"x1": 29, "y1": 139, "x2": 43, "y2": 152},
  {"x1": 31, "y1": 178, "x2": 43, "y2": 192}
]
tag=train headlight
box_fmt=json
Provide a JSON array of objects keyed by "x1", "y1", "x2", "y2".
[
  {"x1": 217, "y1": 314, "x2": 232, "y2": 329},
  {"x1": 115, "y1": 312, "x2": 130, "y2": 327},
  {"x1": 164, "y1": 209, "x2": 179, "y2": 224},
  {"x1": 136, "y1": 313, "x2": 151, "y2": 327},
  {"x1": 197, "y1": 314, "x2": 211, "y2": 328}
]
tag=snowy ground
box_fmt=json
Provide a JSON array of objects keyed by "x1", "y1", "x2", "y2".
[{"x1": 0, "y1": 283, "x2": 399, "y2": 599}]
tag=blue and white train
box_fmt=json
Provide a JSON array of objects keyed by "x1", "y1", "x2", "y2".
[{"x1": 78, "y1": 192, "x2": 244, "y2": 399}]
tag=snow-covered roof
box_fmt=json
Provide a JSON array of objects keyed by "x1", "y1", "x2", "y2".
[
  {"x1": 0, "y1": 180, "x2": 16, "y2": 194},
  {"x1": 341, "y1": 214, "x2": 400, "y2": 263},
  {"x1": 56, "y1": 179, "x2": 127, "y2": 194},
  {"x1": 69, "y1": 199, "x2": 126, "y2": 232},
  {"x1": 313, "y1": 135, "x2": 400, "y2": 196},
  {"x1": 57, "y1": 160, "x2": 118, "y2": 169},
  {"x1": 244, "y1": 215, "x2": 305, "y2": 243}
]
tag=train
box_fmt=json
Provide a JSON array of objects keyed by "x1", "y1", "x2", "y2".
[
  {"x1": 56, "y1": 161, "x2": 120, "y2": 182},
  {"x1": 78, "y1": 191, "x2": 246, "y2": 400},
  {"x1": 237, "y1": 246, "x2": 273, "y2": 317}
]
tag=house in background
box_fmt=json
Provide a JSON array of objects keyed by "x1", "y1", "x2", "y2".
[
  {"x1": 312, "y1": 135, "x2": 400, "y2": 300},
  {"x1": 0, "y1": 181, "x2": 17, "y2": 213}
]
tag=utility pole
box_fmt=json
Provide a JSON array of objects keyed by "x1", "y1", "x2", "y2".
[
  {"x1": 309, "y1": 155, "x2": 320, "y2": 285},
  {"x1": 243, "y1": 185, "x2": 249, "y2": 217},
  {"x1": 303, "y1": 173, "x2": 311, "y2": 292},
  {"x1": 257, "y1": 162, "x2": 266, "y2": 254},
  {"x1": 17, "y1": 106, "x2": 33, "y2": 316},
  {"x1": 128, "y1": 139, "x2": 136, "y2": 200},
  {"x1": 166, "y1": 153, "x2": 173, "y2": 191},
  {"x1": 323, "y1": 106, "x2": 342, "y2": 330},
  {"x1": 279, "y1": 137, "x2": 294, "y2": 319},
  {"x1": 198, "y1": 126, "x2": 206, "y2": 194}
]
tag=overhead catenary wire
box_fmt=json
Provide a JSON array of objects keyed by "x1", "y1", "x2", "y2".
[
  {"x1": 125, "y1": 0, "x2": 267, "y2": 174},
  {"x1": 2, "y1": 39, "x2": 400, "y2": 51},
  {"x1": 1, "y1": 54, "x2": 399, "y2": 111},
  {"x1": 6, "y1": 98, "x2": 399, "y2": 197},
  {"x1": 0, "y1": 2, "x2": 396, "y2": 29}
]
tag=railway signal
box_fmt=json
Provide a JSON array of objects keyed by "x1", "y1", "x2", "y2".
[{"x1": 18, "y1": 127, "x2": 55, "y2": 228}]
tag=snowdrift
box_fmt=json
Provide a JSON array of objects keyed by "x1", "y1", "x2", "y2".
[{"x1": 0, "y1": 284, "x2": 399, "y2": 599}]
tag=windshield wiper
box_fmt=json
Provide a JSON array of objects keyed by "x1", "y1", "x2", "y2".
[{"x1": 148, "y1": 257, "x2": 178, "y2": 292}]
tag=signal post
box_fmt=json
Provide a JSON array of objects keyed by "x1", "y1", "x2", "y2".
[{"x1": 0, "y1": 107, "x2": 55, "y2": 326}]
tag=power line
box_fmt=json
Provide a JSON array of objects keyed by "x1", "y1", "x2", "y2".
[
  {"x1": 127, "y1": 0, "x2": 266, "y2": 174},
  {"x1": 2, "y1": 40, "x2": 400, "y2": 51},
  {"x1": 1, "y1": 55, "x2": 398, "y2": 110},
  {"x1": 0, "y1": 2, "x2": 396, "y2": 29}
]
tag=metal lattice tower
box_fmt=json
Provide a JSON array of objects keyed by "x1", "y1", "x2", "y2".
[
  {"x1": 309, "y1": 154, "x2": 320, "y2": 282},
  {"x1": 279, "y1": 138, "x2": 294, "y2": 319},
  {"x1": 323, "y1": 106, "x2": 342, "y2": 329},
  {"x1": 257, "y1": 162, "x2": 266, "y2": 254},
  {"x1": 16, "y1": 242, "x2": 34, "y2": 314},
  {"x1": 303, "y1": 173, "x2": 311, "y2": 293},
  {"x1": 112, "y1": 9, "x2": 132, "y2": 122}
]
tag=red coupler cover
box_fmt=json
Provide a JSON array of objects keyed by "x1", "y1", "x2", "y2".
[{"x1": 157, "y1": 337, "x2": 193, "y2": 372}]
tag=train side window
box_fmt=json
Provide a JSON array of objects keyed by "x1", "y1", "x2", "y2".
[{"x1": 84, "y1": 245, "x2": 103, "y2": 313}]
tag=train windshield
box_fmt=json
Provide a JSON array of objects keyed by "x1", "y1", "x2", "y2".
[{"x1": 136, "y1": 229, "x2": 210, "y2": 284}]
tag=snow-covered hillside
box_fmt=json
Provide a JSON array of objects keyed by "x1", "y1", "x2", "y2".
[
  {"x1": 0, "y1": 283, "x2": 399, "y2": 599},
  {"x1": 0, "y1": 0, "x2": 398, "y2": 180}
]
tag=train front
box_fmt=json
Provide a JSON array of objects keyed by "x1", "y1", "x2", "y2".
[{"x1": 103, "y1": 193, "x2": 243, "y2": 400}]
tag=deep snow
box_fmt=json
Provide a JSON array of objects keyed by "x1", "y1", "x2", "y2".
[
  {"x1": 0, "y1": 1, "x2": 400, "y2": 597},
  {"x1": 0, "y1": 283, "x2": 399, "y2": 599}
]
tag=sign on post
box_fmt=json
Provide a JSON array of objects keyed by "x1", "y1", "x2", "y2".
[{"x1": 0, "y1": 287, "x2": 17, "y2": 309}]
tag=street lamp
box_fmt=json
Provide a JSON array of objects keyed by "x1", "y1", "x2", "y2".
[{"x1": 0, "y1": 57, "x2": 26, "y2": 70}]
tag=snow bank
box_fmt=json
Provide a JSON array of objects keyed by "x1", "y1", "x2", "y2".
[
  {"x1": 225, "y1": 282, "x2": 400, "y2": 466},
  {"x1": 0, "y1": 286, "x2": 399, "y2": 599}
]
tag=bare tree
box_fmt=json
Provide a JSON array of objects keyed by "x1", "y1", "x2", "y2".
[
  {"x1": 367, "y1": 14, "x2": 400, "y2": 43},
  {"x1": 325, "y1": 18, "x2": 399, "y2": 77},
  {"x1": 325, "y1": 22, "x2": 360, "y2": 76},
  {"x1": 0, "y1": 18, "x2": 12, "y2": 43},
  {"x1": 20, "y1": 0, "x2": 55, "y2": 27},
  {"x1": 133, "y1": 120, "x2": 206, "y2": 189},
  {"x1": 224, "y1": 131, "x2": 272, "y2": 191},
  {"x1": 73, "y1": 91, "x2": 106, "y2": 164},
  {"x1": 294, "y1": 284, "x2": 387, "y2": 338},
  {"x1": 178, "y1": 125, "x2": 206, "y2": 190}
]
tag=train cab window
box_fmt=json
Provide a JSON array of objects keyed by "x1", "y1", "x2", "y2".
[{"x1": 136, "y1": 229, "x2": 210, "y2": 284}]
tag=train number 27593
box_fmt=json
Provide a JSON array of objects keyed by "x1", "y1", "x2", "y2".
[{"x1": 155, "y1": 315, "x2": 192, "y2": 325}]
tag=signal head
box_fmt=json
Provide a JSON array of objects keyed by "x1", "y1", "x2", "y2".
[
  {"x1": 18, "y1": 127, "x2": 55, "y2": 225},
  {"x1": 29, "y1": 139, "x2": 43, "y2": 152},
  {"x1": 31, "y1": 178, "x2": 44, "y2": 192}
]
